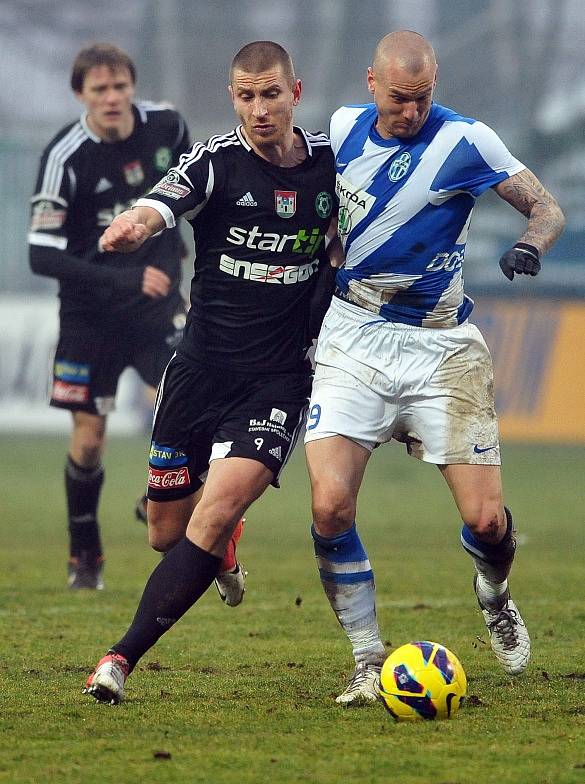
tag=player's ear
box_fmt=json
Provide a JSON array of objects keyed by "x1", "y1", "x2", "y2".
[
  {"x1": 228, "y1": 84, "x2": 234, "y2": 101},
  {"x1": 367, "y1": 66, "x2": 375, "y2": 95},
  {"x1": 292, "y1": 79, "x2": 302, "y2": 106}
]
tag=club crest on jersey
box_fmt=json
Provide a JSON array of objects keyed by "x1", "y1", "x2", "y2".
[
  {"x1": 315, "y1": 191, "x2": 333, "y2": 219},
  {"x1": 124, "y1": 160, "x2": 144, "y2": 185},
  {"x1": 275, "y1": 190, "x2": 296, "y2": 219},
  {"x1": 388, "y1": 152, "x2": 411, "y2": 182},
  {"x1": 154, "y1": 146, "x2": 172, "y2": 172}
]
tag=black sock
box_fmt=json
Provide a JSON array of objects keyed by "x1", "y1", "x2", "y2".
[
  {"x1": 65, "y1": 455, "x2": 104, "y2": 559},
  {"x1": 111, "y1": 537, "x2": 221, "y2": 670}
]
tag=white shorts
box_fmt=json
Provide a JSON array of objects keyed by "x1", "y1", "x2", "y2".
[{"x1": 304, "y1": 297, "x2": 501, "y2": 465}]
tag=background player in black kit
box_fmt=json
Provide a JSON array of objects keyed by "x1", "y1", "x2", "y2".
[
  {"x1": 28, "y1": 44, "x2": 191, "y2": 590},
  {"x1": 84, "y1": 41, "x2": 337, "y2": 703}
]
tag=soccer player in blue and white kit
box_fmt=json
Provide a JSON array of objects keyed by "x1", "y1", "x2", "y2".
[{"x1": 304, "y1": 30, "x2": 565, "y2": 704}]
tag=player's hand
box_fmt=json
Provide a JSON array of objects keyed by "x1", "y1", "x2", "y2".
[
  {"x1": 142, "y1": 266, "x2": 171, "y2": 298},
  {"x1": 100, "y1": 212, "x2": 150, "y2": 253},
  {"x1": 498, "y1": 243, "x2": 541, "y2": 281}
]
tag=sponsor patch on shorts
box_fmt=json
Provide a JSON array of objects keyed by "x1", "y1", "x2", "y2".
[
  {"x1": 54, "y1": 360, "x2": 90, "y2": 382},
  {"x1": 52, "y1": 380, "x2": 89, "y2": 404},
  {"x1": 148, "y1": 466, "x2": 191, "y2": 490},
  {"x1": 149, "y1": 442, "x2": 189, "y2": 468}
]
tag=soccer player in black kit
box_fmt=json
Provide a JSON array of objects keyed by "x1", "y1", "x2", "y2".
[
  {"x1": 84, "y1": 41, "x2": 337, "y2": 703},
  {"x1": 28, "y1": 44, "x2": 191, "y2": 590}
]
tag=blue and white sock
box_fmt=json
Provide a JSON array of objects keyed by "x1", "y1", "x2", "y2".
[
  {"x1": 312, "y1": 523, "x2": 385, "y2": 665},
  {"x1": 461, "y1": 507, "x2": 516, "y2": 601}
]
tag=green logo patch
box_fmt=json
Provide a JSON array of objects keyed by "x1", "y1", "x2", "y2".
[
  {"x1": 315, "y1": 191, "x2": 333, "y2": 219},
  {"x1": 154, "y1": 147, "x2": 172, "y2": 172}
]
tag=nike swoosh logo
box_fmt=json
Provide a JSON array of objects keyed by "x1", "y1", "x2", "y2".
[
  {"x1": 337, "y1": 162, "x2": 348, "y2": 170},
  {"x1": 474, "y1": 444, "x2": 498, "y2": 454}
]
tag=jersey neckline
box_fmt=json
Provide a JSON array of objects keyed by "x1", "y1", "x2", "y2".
[
  {"x1": 79, "y1": 104, "x2": 142, "y2": 145},
  {"x1": 367, "y1": 102, "x2": 440, "y2": 148},
  {"x1": 235, "y1": 125, "x2": 315, "y2": 171}
]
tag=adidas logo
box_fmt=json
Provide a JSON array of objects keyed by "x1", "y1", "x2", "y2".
[
  {"x1": 268, "y1": 446, "x2": 282, "y2": 461},
  {"x1": 95, "y1": 177, "x2": 113, "y2": 193},
  {"x1": 236, "y1": 191, "x2": 258, "y2": 207}
]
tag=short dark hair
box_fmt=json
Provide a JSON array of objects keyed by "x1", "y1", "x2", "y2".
[
  {"x1": 230, "y1": 41, "x2": 295, "y2": 86},
  {"x1": 70, "y1": 43, "x2": 136, "y2": 92}
]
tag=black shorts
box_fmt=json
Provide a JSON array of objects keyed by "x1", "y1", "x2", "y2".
[
  {"x1": 50, "y1": 311, "x2": 185, "y2": 416},
  {"x1": 147, "y1": 354, "x2": 311, "y2": 502}
]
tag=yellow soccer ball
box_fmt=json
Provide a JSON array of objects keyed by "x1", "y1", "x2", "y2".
[{"x1": 379, "y1": 641, "x2": 467, "y2": 721}]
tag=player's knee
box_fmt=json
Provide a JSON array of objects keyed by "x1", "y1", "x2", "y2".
[
  {"x1": 148, "y1": 529, "x2": 166, "y2": 552},
  {"x1": 148, "y1": 528, "x2": 179, "y2": 553},
  {"x1": 72, "y1": 423, "x2": 106, "y2": 467},
  {"x1": 186, "y1": 497, "x2": 243, "y2": 548},
  {"x1": 312, "y1": 491, "x2": 356, "y2": 536},
  {"x1": 146, "y1": 508, "x2": 181, "y2": 552},
  {"x1": 76, "y1": 440, "x2": 103, "y2": 467},
  {"x1": 464, "y1": 507, "x2": 506, "y2": 543}
]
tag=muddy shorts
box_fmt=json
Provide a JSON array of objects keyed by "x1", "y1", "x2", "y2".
[{"x1": 305, "y1": 297, "x2": 500, "y2": 465}]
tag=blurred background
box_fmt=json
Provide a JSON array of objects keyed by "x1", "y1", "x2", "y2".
[{"x1": 1, "y1": 0, "x2": 584, "y2": 439}]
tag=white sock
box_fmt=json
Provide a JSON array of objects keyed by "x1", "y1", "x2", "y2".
[
  {"x1": 322, "y1": 579, "x2": 386, "y2": 665},
  {"x1": 476, "y1": 572, "x2": 508, "y2": 603}
]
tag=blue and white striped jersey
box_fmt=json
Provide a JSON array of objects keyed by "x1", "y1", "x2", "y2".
[{"x1": 331, "y1": 102, "x2": 525, "y2": 327}]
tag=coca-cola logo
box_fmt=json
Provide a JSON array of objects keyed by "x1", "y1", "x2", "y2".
[
  {"x1": 148, "y1": 466, "x2": 190, "y2": 490},
  {"x1": 52, "y1": 380, "x2": 89, "y2": 403}
]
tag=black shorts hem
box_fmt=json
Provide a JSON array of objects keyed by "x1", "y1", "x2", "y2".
[
  {"x1": 147, "y1": 485, "x2": 198, "y2": 503},
  {"x1": 50, "y1": 399, "x2": 98, "y2": 415}
]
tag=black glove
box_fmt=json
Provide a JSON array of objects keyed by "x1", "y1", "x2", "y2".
[{"x1": 498, "y1": 243, "x2": 541, "y2": 281}]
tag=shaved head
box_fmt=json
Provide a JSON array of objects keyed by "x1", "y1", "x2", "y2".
[
  {"x1": 372, "y1": 30, "x2": 436, "y2": 75},
  {"x1": 367, "y1": 30, "x2": 437, "y2": 139},
  {"x1": 230, "y1": 41, "x2": 295, "y2": 87}
]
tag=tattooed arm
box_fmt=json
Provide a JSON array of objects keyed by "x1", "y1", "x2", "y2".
[{"x1": 494, "y1": 168, "x2": 565, "y2": 254}]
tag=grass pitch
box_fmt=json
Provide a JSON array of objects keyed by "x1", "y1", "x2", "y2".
[{"x1": 1, "y1": 435, "x2": 584, "y2": 784}]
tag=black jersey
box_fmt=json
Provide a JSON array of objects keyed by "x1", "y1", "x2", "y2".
[
  {"x1": 29, "y1": 102, "x2": 190, "y2": 325},
  {"x1": 135, "y1": 126, "x2": 336, "y2": 373}
]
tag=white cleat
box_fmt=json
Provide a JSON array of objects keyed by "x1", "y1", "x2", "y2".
[
  {"x1": 83, "y1": 653, "x2": 129, "y2": 704},
  {"x1": 215, "y1": 563, "x2": 247, "y2": 607},
  {"x1": 335, "y1": 661, "x2": 381, "y2": 706},
  {"x1": 474, "y1": 576, "x2": 531, "y2": 676}
]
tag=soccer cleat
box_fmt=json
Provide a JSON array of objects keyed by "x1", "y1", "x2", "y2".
[
  {"x1": 474, "y1": 575, "x2": 531, "y2": 676},
  {"x1": 215, "y1": 563, "x2": 247, "y2": 607},
  {"x1": 134, "y1": 494, "x2": 148, "y2": 524},
  {"x1": 68, "y1": 552, "x2": 105, "y2": 590},
  {"x1": 335, "y1": 661, "x2": 381, "y2": 706},
  {"x1": 83, "y1": 652, "x2": 129, "y2": 704}
]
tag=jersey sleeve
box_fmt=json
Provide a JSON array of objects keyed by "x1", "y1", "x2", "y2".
[
  {"x1": 28, "y1": 145, "x2": 73, "y2": 252},
  {"x1": 329, "y1": 105, "x2": 373, "y2": 157},
  {"x1": 134, "y1": 142, "x2": 218, "y2": 229},
  {"x1": 461, "y1": 122, "x2": 525, "y2": 197}
]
